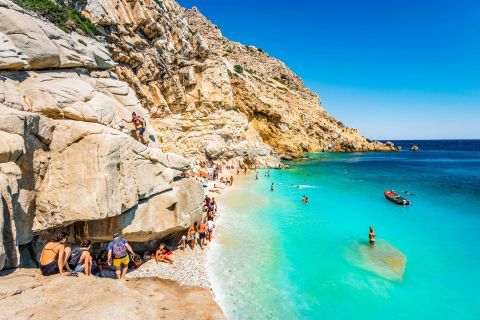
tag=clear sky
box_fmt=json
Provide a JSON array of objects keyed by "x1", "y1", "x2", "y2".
[{"x1": 178, "y1": 0, "x2": 480, "y2": 140}]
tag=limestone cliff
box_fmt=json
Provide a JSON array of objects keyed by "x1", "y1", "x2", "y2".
[
  {"x1": 0, "y1": 0, "x2": 204, "y2": 270},
  {"x1": 72, "y1": 0, "x2": 392, "y2": 163},
  {"x1": 187, "y1": 8, "x2": 391, "y2": 156}
]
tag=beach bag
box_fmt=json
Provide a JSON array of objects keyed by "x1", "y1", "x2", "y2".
[
  {"x1": 129, "y1": 254, "x2": 143, "y2": 269},
  {"x1": 112, "y1": 239, "x2": 127, "y2": 258}
]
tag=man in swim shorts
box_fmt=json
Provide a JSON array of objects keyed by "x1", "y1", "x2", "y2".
[
  {"x1": 107, "y1": 232, "x2": 135, "y2": 279},
  {"x1": 124, "y1": 112, "x2": 147, "y2": 144},
  {"x1": 198, "y1": 220, "x2": 207, "y2": 249}
]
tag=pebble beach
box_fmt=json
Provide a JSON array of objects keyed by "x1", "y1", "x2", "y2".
[{"x1": 127, "y1": 244, "x2": 211, "y2": 289}]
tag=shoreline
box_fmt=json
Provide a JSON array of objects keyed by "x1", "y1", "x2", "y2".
[
  {"x1": 127, "y1": 168, "x2": 252, "y2": 304},
  {"x1": 206, "y1": 171, "x2": 254, "y2": 312}
]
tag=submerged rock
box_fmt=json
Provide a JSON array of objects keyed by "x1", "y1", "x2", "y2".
[{"x1": 347, "y1": 240, "x2": 407, "y2": 281}]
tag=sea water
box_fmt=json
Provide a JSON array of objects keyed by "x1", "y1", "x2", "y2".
[{"x1": 209, "y1": 140, "x2": 480, "y2": 320}]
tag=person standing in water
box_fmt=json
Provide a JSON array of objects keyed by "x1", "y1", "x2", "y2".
[
  {"x1": 369, "y1": 226, "x2": 376, "y2": 247},
  {"x1": 271, "y1": 183, "x2": 274, "y2": 191},
  {"x1": 256, "y1": 171, "x2": 259, "y2": 180}
]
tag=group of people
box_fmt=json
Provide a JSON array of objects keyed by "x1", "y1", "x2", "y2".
[
  {"x1": 39, "y1": 231, "x2": 136, "y2": 279},
  {"x1": 182, "y1": 195, "x2": 217, "y2": 250},
  {"x1": 219, "y1": 175, "x2": 234, "y2": 186},
  {"x1": 39, "y1": 230, "x2": 181, "y2": 279},
  {"x1": 38, "y1": 157, "x2": 236, "y2": 280}
]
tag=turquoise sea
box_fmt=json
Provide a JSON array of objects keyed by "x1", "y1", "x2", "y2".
[{"x1": 209, "y1": 140, "x2": 480, "y2": 320}]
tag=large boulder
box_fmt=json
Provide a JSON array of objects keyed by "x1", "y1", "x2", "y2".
[
  {"x1": 64, "y1": 177, "x2": 204, "y2": 242},
  {"x1": 0, "y1": 106, "x2": 203, "y2": 270},
  {"x1": 0, "y1": 70, "x2": 153, "y2": 133},
  {"x1": 0, "y1": 0, "x2": 115, "y2": 70}
]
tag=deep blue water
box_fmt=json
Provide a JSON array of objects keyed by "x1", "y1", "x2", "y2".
[{"x1": 210, "y1": 140, "x2": 480, "y2": 319}]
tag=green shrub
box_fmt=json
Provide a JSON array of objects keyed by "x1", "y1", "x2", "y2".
[
  {"x1": 234, "y1": 64, "x2": 243, "y2": 74},
  {"x1": 14, "y1": 0, "x2": 98, "y2": 38}
]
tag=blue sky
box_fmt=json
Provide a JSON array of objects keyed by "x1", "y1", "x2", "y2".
[{"x1": 178, "y1": 0, "x2": 480, "y2": 139}]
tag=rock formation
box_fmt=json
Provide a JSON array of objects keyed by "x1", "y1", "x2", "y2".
[
  {"x1": 72, "y1": 0, "x2": 392, "y2": 165},
  {"x1": 0, "y1": 0, "x2": 204, "y2": 270},
  {"x1": 0, "y1": 269, "x2": 225, "y2": 320}
]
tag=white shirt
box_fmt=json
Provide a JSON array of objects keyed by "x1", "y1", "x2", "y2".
[{"x1": 207, "y1": 220, "x2": 215, "y2": 231}]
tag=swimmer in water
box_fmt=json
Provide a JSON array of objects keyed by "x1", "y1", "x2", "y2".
[
  {"x1": 271, "y1": 183, "x2": 274, "y2": 191},
  {"x1": 305, "y1": 196, "x2": 309, "y2": 204},
  {"x1": 369, "y1": 226, "x2": 376, "y2": 247},
  {"x1": 301, "y1": 195, "x2": 306, "y2": 203}
]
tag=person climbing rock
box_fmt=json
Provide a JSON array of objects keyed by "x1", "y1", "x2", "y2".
[{"x1": 124, "y1": 112, "x2": 147, "y2": 144}]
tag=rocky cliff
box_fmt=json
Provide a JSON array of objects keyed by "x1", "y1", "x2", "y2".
[
  {"x1": 74, "y1": 0, "x2": 392, "y2": 163},
  {"x1": 0, "y1": 0, "x2": 204, "y2": 270}
]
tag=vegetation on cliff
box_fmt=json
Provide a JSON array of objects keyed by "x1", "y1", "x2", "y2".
[{"x1": 13, "y1": 0, "x2": 97, "y2": 37}]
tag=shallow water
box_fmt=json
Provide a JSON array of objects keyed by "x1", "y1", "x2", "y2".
[{"x1": 210, "y1": 140, "x2": 480, "y2": 320}]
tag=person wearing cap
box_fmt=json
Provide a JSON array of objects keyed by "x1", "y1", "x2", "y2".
[{"x1": 107, "y1": 232, "x2": 135, "y2": 280}]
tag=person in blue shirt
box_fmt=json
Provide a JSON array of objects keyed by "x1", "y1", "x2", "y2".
[{"x1": 107, "y1": 232, "x2": 135, "y2": 280}]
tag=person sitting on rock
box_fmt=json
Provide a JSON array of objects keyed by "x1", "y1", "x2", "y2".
[
  {"x1": 39, "y1": 230, "x2": 73, "y2": 276},
  {"x1": 124, "y1": 112, "x2": 147, "y2": 145},
  {"x1": 68, "y1": 240, "x2": 93, "y2": 276},
  {"x1": 155, "y1": 243, "x2": 174, "y2": 264},
  {"x1": 107, "y1": 232, "x2": 135, "y2": 280}
]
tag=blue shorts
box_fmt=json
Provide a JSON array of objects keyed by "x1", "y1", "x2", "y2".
[
  {"x1": 74, "y1": 264, "x2": 85, "y2": 272},
  {"x1": 137, "y1": 127, "x2": 145, "y2": 135}
]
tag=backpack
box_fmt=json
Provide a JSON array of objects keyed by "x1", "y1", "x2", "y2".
[
  {"x1": 112, "y1": 239, "x2": 127, "y2": 259},
  {"x1": 69, "y1": 247, "x2": 83, "y2": 267}
]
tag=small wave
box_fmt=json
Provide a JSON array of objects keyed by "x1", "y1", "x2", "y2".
[{"x1": 297, "y1": 185, "x2": 318, "y2": 189}]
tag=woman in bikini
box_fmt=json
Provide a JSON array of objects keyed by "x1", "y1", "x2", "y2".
[
  {"x1": 369, "y1": 226, "x2": 376, "y2": 247},
  {"x1": 154, "y1": 243, "x2": 174, "y2": 264},
  {"x1": 39, "y1": 231, "x2": 73, "y2": 276}
]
